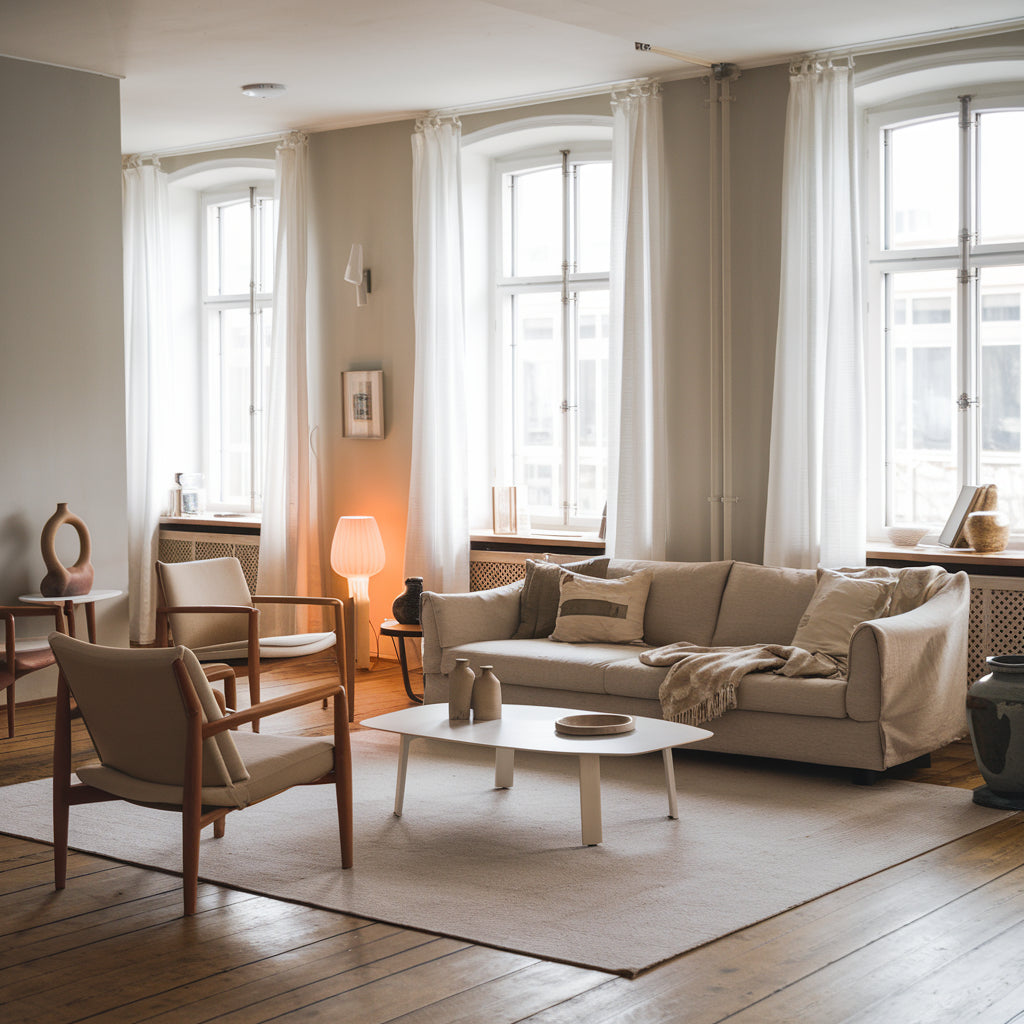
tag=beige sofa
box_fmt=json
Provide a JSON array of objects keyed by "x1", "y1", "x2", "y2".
[{"x1": 420, "y1": 559, "x2": 971, "y2": 777}]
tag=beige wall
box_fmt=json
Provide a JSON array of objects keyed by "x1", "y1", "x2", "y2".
[{"x1": 0, "y1": 56, "x2": 128, "y2": 700}]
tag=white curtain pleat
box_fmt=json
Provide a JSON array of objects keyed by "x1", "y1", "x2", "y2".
[
  {"x1": 123, "y1": 158, "x2": 171, "y2": 644},
  {"x1": 764, "y1": 63, "x2": 865, "y2": 569},
  {"x1": 606, "y1": 84, "x2": 668, "y2": 561},
  {"x1": 257, "y1": 133, "x2": 322, "y2": 630},
  {"x1": 404, "y1": 117, "x2": 470, "y2": 594}
]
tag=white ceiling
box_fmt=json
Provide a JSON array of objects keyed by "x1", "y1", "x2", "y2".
[{"x1": 2, "y1": 0, "x2": 1023, "y2": 154}]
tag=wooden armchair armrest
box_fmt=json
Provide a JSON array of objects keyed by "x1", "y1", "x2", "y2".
[
  {"x1": 202, "y1": 663, "x2": 237, "y2": 711},
  {"x1": 2, "y1": 606, "x2": 66, "y2": 659},
  {"x1": 203, "y1": 680, "x2": 345, "y2": 736}
]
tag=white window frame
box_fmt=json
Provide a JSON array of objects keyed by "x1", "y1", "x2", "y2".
[
  {"x1": 862, "y1": 83, "x2": 1024, "y2": 540},
  {"x1": 489, "y1": 141, "x2": 612, "y2": 532},
  {"x1": 200, "y1": 183, "x2": 276, "y2": 513}
]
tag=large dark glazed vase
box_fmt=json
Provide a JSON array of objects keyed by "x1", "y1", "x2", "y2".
[
  {"x1": 967, "y1": 655, "x2": 1024, "y2": 810},
  {"x1": 391, "y1": 577, "x2": 424, "y2": 625}
]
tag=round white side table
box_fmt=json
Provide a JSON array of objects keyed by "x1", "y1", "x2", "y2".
[{"x1": 19, "y1": 589, "x2": 122, "y2": 643}]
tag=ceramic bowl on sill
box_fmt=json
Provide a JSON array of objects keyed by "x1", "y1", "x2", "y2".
[{"x1": 886, "y1": 524, "x2": 929, "y2": 547}]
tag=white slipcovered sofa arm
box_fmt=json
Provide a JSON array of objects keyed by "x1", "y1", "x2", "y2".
[
  {"x1": 420, "y1": 581, "x2": 524, "y2": 675},
  {"x1": 846, "y1": 572, "x2": 970, "y2": 765}
]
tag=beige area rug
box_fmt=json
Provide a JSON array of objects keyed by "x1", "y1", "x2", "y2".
[{"x1": 0, "y1": 730, "x2": 1009, "y2": 976}]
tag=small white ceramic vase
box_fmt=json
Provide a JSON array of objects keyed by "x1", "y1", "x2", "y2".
[
  {"x1": 471, "y1": 665, "x2": 502, "y2": 721},
  {"x1": 448, "y1": 658, "x2": 475, "y2": 721}
]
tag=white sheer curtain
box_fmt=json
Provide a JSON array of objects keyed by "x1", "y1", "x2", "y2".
[
  {"x1": 764, "y1": 62, "x2": 865, "y2": 570},
  {"x1": 606, "y1": 84, "x2": 668, "y2": 560},
  {"x1": 123, "y1": 157, "x2": 171, "y2": 644},
  {"x1": 405, "y1": 116, "x2": 470, "y2": 593},
  {"x1": 257, "y1": 132, "x2": 322, "y2": 630}
]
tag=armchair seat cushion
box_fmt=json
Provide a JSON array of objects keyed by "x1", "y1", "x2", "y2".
[
  {"x1": 191, "y1": 631, "x2": 337, "y2": 662},
  {"x1": 77, "y1": 733, "x2": 336, "y2": 809}
]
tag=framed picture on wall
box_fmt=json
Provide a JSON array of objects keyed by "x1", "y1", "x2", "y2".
[{"x1": 342, "y1": 370, "x2": 384, "y2": 439}]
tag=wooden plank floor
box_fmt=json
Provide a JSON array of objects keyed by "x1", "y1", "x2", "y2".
[{"x1": 2, "y1": 653, "x2": 1023, "y2": 1023}]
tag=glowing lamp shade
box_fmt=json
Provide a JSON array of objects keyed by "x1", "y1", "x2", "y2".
[
  {"x1": 331, "y1": 516, "x2": 385, "y2": 583},
  {"x1": 331, "y1": 516, "x2": 386, "y2": 671}
]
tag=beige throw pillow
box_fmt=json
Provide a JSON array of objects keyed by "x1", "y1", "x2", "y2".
[
  {"x1": 550, "y1": 569, "x2": 653, "y2": 644},
  {"x1": 512, "y1": 557, "x2": 610, "y2": 639},
  {"x1": 790, "y1": 569, "x2": 896, "y2": 658}
]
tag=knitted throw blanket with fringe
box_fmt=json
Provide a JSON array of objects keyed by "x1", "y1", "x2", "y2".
[{"x1": 641, "y1": 642, "x2": 842, "y2": 727}]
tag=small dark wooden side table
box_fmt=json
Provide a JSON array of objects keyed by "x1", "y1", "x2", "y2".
[{"x1": 379, "y1": 619, "x2": 424, "y2": 703}]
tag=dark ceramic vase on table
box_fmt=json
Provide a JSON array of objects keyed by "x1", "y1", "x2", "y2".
[
  {"x1": 391, "y1": 577, "x2": 424, "y2": 625},
  {"x1": 967, "y1": 655, "x2": 1024, "y2": 809}
]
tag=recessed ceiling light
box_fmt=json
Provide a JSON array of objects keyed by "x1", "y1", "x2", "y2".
[{"x1": 241, "y1": 83, "x2": 286, "y2": 98}]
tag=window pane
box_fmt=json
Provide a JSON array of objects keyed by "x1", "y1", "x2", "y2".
[
  {"x1": 979, "y1": 265, "x2": 1024, "y2": 527},
  {"x1": 887, "y1": 269, "x2": 957, "y2": 523},
  {"x1": 211, "y1": 307, "x2": 252, "y2": 506},
  {"x1": 888, "y1": 118, "x2": 958, "y2": 250},
  {"x1": 256, "y1": 197, "x2": 278, "y2": 294},
  {"x1": 511, "y1": 166, "x2": 561, "y2": 277},
  {"x1": 211, "y1": 199, "x2": 252, "y2": 296},
  {"x1": 575, "y1": 290, "x2": 609, "y2": 518},
  {"x1": 977, "y1": 111, "x2": 1024, "y2": 245},
  {"x1": 512, "y1": 291, "x2": 562, "y2": 517},
  {"x1": 575, "y1": 162, "x2": 611, "y2": 274}
]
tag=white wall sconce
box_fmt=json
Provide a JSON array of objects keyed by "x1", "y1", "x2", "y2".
[{"x1": 344, "y1": 243, "x2": 371, "y2": 306}]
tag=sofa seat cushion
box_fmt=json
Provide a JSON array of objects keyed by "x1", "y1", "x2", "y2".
[
  {"x1": 733, "y1": 672, "x2": 848, "y2": 719},
  {"x1": 444, "y1": 639, "x2": 645, "y2": 694},
  {"x1": 603, "y1": 660, "x2": 848, "y2": 718}
]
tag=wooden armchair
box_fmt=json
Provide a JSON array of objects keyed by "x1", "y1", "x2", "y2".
[
  {"x1": 1, "y1": 604, "x2": 65, "y2": 737},
  {"x1": 49, "y1": 632, "x2": 353, "y2": 916},
  {"x1": 155, "y1": 557, "x2": 353, "y2": 724}
]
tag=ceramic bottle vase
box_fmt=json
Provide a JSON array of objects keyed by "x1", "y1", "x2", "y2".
[
  {"x1": 448, "y1": 658, "x2": 475, "y2": 721},
  {"x1": 471, "y1": 665, "x2": 502, "y2": 721},
  {"x1": 967, "y1": 655, "x2": 1024, "y2": 809},
  {"x1": 39, "y1": 502, "x2": 94, "y2": 597},
  {"x1": 392, "y1": 577, "x2": 424, "y2": 625}
]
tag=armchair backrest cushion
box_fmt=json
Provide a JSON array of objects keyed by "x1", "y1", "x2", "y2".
[
  {"x1": 157, "y1": 557, "x2": 254, "y2": 649},
  {"x1": 49, "y1": 633, "x2": 248, "y2": 788}
]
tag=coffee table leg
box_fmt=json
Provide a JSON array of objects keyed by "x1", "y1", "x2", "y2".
[
  {"x1": 494, "y1": 747, "x2": 514, "y2": 788},
  {"x1": 663, "y1": 748, "x2": 679, "y2": 819},
  {"x1": 394, "y1": 734, "x2": 415, "y2": 816},
  {"x1": 578, "y1": 754, "x2": 602, "y2": 846}
]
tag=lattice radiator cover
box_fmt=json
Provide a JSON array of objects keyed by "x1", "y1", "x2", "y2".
[
  {"x1": 157, "y1": 530, "x2": 260, "y2": 594},
  {"x1": 470, "y1": 557, "x2": 1023, "y2": 689}
]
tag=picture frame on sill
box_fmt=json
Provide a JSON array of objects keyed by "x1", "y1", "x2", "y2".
[{"x1": 342, "y1": 370, "x2": 384, "y2": 439}]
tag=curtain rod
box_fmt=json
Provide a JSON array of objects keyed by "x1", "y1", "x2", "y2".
[{"x1": 129, "y1": 130, "x2": 290, "y2": 162}]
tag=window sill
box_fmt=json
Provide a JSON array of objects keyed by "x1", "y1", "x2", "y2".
[
  {"x1": 866, "y1": 542, "x2": 1024, "y2": 571},
  {"x1": 470, "y1": 530, "x2": 605, "y2": 556},
  {"x1": 159, "y1": 514, "x2": 261, "y2": 533}
]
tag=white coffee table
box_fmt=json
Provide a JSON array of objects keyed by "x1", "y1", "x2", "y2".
[{"x1": 361, "y1": 703, "x2": 712, "y2": 846}]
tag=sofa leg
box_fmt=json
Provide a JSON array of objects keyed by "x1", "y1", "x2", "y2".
[
  {"x1": 851, "y1": 768, "x2": 883, "y2": 786},
  {"x1": 852, "y1": 753, "x2": 932, "y2": 786}
]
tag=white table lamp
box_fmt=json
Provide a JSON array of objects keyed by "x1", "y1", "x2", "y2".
[{"x1": 331, "y1": 516, "x2": 386, "y2": 670}]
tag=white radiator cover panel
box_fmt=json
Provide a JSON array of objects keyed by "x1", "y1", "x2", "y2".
[{"x1": 157, "y1": 530, "x2": 260, "y2": 595}]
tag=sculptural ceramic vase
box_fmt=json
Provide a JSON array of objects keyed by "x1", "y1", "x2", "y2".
[
  {"x1": 392, "y1": 577, "x2": 424, "y2": 625},
  {"x1": 448, "y1": 658, "x2": 475, "y2": 721},
  {"x1": 39, "y1": 502, "x2": 94, "y2": 597},
  {"x1": 967, "y1": 655, "x2": 1024, "y2": 809},
  {"x1": 965, "y1": 510, "x2": 1011, "y2": 553},
  {"x1": 471, "y1": 665, "x2": 502, "y2": 721}
]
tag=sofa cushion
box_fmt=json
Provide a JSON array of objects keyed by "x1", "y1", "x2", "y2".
[
  {"x1": 791, "y1": 569, "x2": 896, "y2": 658},
  {"x1": 608, "y1": 560, "x2": 733, "y2": 647},
  {"x1": 551, "y1": 569, "x2": 653, "y2": 644},
  {"x1": 711, "y1": 562, "x2": 817, "y2": 647},
  {"x1": 734, "y1": 672, "x2": 848, "y2": 718},
  {"x1": 443, "y1": 639, "x2": 642, "y2": 694},
  {"x1": 602, "y1": 661, "x2": 848, "y2": 719},
  {"x1": 512, "y1": 557, "x2": 610, "y2": 640}
]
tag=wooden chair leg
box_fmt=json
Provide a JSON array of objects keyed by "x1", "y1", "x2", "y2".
[
  {"x1": 6, "y1": 681, "x2": 14, "y2": 738},
  {"x1": 334, "y1": 692, "x2": 354, "y2": 868},
  {"x1": 53, "y1": 675, "x2": 71, "y2": 890},
  {"x1": 53, "y1": 789, "x2": 69, "y2": 891},
  {"x1": 214, "y1": 814, "x2": 226, "y2": 839},
  {"x1": 182, "y1": 815, "x2": 200, "y2": 916}
]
